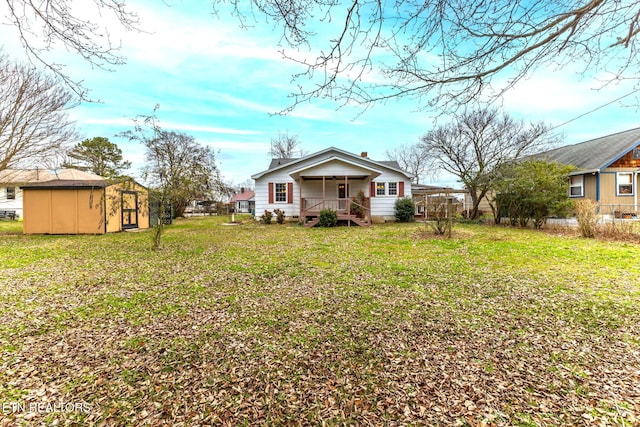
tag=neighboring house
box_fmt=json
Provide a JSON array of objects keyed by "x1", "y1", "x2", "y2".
[
  {"x1": 0, "y1": 169, "x2": 106, "y2": 219},
  {"x1": 230, "y1": 188, "x2": 255, "y2": 214},
  {"x1": 534, "y1": 127, "x2": 640, "y2": 217},
  {"x1": 251, "y1": 147, "x2": 414, "y2": 226}
]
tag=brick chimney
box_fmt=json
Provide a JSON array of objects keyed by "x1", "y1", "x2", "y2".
[{"x1": 361, "y1": 152, "x2": 368, "y2": 158}]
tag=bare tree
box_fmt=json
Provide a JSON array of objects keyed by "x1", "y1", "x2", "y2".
[
  {"x1": 385, "y1": 144, "x2": 433, "y2": 184},
  {"x1": 216, "y1": 1, "x2": 640, "y2": 112},
  {"x1": 0, "y1": 52, "x2": 76, "y2": 172},
  {"x1": 419, "y1": 107, "x2": 560, "y2": 219},
  {"x1": 121, "y1": 108, "x2": 223, "y2": 249},
  {"x1": 269, "y1": 131, "x2": 306, "y2": 158},
  {"x1": 2, "y1": 0, "x2": 140, "y2": 98}
]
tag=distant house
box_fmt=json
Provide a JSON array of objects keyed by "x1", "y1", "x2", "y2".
[
  {"x1": 0, "y1": 169, "x2": 105, "y2": 219},
  {"x1": 230, "y1": 188, "x2": 255, "y2": 214},
  {"x1": 533, "y1": 127, "x2": 640, "y2": 217},
  {"x1": 251, "y1": 147, "x2": 414, "y2": 226}
]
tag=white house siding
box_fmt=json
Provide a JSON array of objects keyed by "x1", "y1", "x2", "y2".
[
  {"x1": 254, "y1": 169, "x2": 299, "y2": 219},
  {"x1": 301, "y1": 179, "x2": 368, "y2": 199},
  {"x1": 299, "y1": 160, "x2": 374, "y2": 178},
  {"x1": 0, "y1": 186, "x2": 24, "y2": 218},
  {"x1": 370, "y1": 171, "x2": 412, "y2": 220}
]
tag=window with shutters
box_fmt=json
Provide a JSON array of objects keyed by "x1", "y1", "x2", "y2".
[
  {"x1": 375, "y1": 182, "x2": 400, "y2": 196},
  {"x1": 275, "y1": 183, "x2": 287, "y2": 202}
]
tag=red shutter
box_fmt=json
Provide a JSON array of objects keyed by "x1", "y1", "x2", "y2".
[
  {"x1": 268, "y1": 182, "x2": 274, "y2": 204},
  {"x1": 399, "y1": 181, "x2": 405, "y2": 197},
  {"x1": 287, "y1": 182, "x2": 293, "y2": 204},
  {"x1": 370, "y1": 181, "x2": 376, "y2": 197}
]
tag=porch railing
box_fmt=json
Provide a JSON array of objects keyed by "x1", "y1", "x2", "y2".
[{"x1": 301, "y1": 197, "x2": 370, "y2": 222}]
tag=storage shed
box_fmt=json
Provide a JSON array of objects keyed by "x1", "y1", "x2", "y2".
[{"x1": 21, "y1": 179, "x2": 149, "y2": 234}]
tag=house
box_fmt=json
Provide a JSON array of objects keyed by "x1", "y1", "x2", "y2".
[
  {"x1": 0, "y1": 169, "x2": 106, "y2": 219},
  {"x1": 251, "y1": 147, "x2": 414, "y2": 226},
  {"x1": 534, "y1": 127, "x2": 640, "y2": 217},
  {"x1": 230, "y1": 188, "x2": 255, "y2": 214},
  {"x1": 20, "y1": 177, "x2": 149, "y2": 234}
]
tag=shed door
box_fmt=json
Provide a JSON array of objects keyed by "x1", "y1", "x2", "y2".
[{"x1": 122, "y1": 191, "x2": 139, "y2": 229}]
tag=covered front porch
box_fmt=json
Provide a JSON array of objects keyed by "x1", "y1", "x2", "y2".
[
  {"x1": 299, "y1": 176, "x2": 371, "y2": 227},
  {"x1": 288, "y1": 155, "x2": 383, "y2": 226}
]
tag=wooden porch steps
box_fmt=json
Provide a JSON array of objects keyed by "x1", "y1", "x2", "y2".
[{"x1": 304, "y1": 218, "x2": 320, "y2": 228}]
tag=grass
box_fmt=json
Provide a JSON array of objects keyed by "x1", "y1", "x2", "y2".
[{"x1": 0, "y1": 216, "x2": 638, "y2": 425}]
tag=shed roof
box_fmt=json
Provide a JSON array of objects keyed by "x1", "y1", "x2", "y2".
[
  {"x1": 20, "y1": 179, "x2": 108, "y2": 189},
  {"x1": 0, "y1": 168, "x2": 104, "y2": 184},
  {"x1": 532, "y1": 127, "x2": 640, "y2": 173}
]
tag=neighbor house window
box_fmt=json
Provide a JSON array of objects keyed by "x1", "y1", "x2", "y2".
[
  {"x1": 617, "y1": 172, "x2": 634, "y2": 196},
  {"x1": 6, "y1": 187, "x2": 15, "y2": 200},
  {"x1": 275, "y1": 183, "x2": 287, "y2": 202},
  {"x1": 569, "y1": 176, "x2": 583, "y2": 197}
]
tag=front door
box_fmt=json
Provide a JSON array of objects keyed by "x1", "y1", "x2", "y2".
[
  {"x1": 121, "y1": 191, "x2": 139, "y2": 229},
  {"x1": 337, "y1": 183, "x2": 350, "y2": 211}
]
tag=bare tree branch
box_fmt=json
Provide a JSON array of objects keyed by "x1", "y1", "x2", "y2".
[
  {"x1": 2, "y1": 0, "x2": 141, "y2": 99},
  {"x1": 216, "y1": 0, "x2": 640, "y2": 112},
  {"x1": 419, "y1": 107, "x2": 560, "y2": 218},
  {"x1": 0, "y1": 51, "x2": 77, "y2": 172}
]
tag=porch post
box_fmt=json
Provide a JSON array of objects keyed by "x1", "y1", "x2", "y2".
[
  {"x1": 299, "y1": 177, "x2": 303, "y2": 224},
  {"x1": 322, "y1": 176, "x2": 326, "y2": 210},
  {"x1": 346, "y1": 175, "x2": 350, "y2": 227}
]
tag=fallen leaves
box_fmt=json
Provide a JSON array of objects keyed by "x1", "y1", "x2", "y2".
[{"x1": 0, "y1": 218, "x2": 639, "y2": 425}]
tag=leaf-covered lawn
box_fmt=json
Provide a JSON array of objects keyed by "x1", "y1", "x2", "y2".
[{"x1": 0, "y1": 217, "x2": 638, "y2": 426}]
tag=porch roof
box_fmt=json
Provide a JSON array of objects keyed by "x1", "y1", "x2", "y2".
[{"x1": 288, "y1": 156, "x2": 383, "y2": 180}]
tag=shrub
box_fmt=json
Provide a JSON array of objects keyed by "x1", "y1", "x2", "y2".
[
  {"x1": 274, "y1": 209, "x2": 285, "y2": 224},
  {"x1": 262, "y1": 210, "x2": 273, "y2": 224},
  {"x1": 574, "y1": 199, "x2": 598, "y2": 238},
  {"x1": 318, "y1": 209, "x2": 338, "y2": 227},
  {"x1": 394, "y1": 197, "x2": 415, "y2": 222}
]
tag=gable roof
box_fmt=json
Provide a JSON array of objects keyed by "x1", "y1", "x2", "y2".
[
  {"x1": 252, "y1": 147, "x2": 413, "y2": 180},
  {"x1": 533, "y1": 127, "x2": 640, "y2": 173},
  {"x1": 230, "y1": 189, "x2": 255, "y2": 203}
]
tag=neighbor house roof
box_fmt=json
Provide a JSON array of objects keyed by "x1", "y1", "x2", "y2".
[
  {"x1": 532, "y1": 127, "x2": 640, "y2": 174},
  {"x1": 230, "y1": 189, "x2": 255, "y2": 203},
  {"x1": 253, "y1": 147, "x2": 413, "y2": 180},
  {"x1": 0, "y1": 168, "x2": 105, "y2": 184}
]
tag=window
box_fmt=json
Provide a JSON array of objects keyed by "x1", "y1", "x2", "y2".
[
  {"x1": 374, "y1": 182, "x2": 400, "y2": 196},
  {"x1": 274, "y1": 183, "x2": 287, "y2": 202},
  {"x1": 569, "y1": 176, "x2": 583, "y2": 197},
  {"x1": 6, "y1": 187, "x2": 15, "y2": 200},
  {"x1": 617, "y1": 172, "x2": 634, "y2": 196}
]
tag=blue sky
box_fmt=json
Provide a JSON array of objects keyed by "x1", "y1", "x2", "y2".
[{"x1": 2, "y1": 1, "x2": 639, "y2": 188}]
